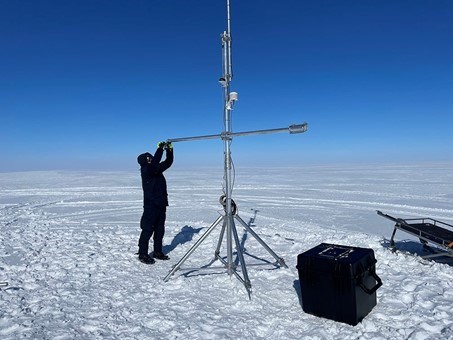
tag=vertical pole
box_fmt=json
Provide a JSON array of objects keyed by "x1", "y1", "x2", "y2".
[
  {"x1": 222, "y1": 0, "x2": 234, "y2": 276},
  {"x1": 226, "y1": 0, "x2": 232, "y2": 79},
  {"x1": 163, "y1": 0, "x2": 291, "y2": 294}
]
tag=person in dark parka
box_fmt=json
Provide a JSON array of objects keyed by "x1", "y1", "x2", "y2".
[{"x1": 136, "y1": 141, "x2": 174, "y2": 264}]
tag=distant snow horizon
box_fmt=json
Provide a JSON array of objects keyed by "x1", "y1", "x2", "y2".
[{"x1": 2, "y1": 159, "x2": 453, "y2": 174}]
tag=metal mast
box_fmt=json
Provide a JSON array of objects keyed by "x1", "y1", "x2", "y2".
[
  {"x1": 163, "y1": 0, "x2": 307, "y2": 297},
  {"x1": 222, "y1": 0, "x2": 234, "y2": 277}
]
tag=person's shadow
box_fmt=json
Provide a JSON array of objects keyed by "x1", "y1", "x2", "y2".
[{"x1": 163, "y1": 225, "x2": 204, "y2": 255}]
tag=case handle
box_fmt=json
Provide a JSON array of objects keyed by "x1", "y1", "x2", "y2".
[{"x1": 359, "y1": 270, "x2": 382, "y2": 295}]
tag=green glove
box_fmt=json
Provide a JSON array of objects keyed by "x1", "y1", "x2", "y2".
[
  {"x1": 165, "y1": 142, "x2": 173, "y2": 150},
  {"x1": 157, "y1": 141, "x2": 166, "y2": 149}
]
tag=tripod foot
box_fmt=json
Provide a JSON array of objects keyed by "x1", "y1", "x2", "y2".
[{"x1": 277, "y1": 257, "x2": 288, "y2": 269}]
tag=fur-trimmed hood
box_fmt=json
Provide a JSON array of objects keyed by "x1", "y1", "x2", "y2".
[{"x1": 137, "y1": 152, "x2": 152, "y2": 166}]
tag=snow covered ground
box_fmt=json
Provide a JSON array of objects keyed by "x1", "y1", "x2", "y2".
[{"x1": 1, "y1": 163, "x2": 452, "y2": 339}]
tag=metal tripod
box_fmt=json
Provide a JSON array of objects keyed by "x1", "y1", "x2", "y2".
[
  {"x1": 163, "y1": 195, "x2": 289, "y2": 297},
  {"x1": 162, "y1": 0, "x2": 307, "y2": 297}
]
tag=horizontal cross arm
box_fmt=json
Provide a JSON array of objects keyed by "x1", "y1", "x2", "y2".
[{"x1": 167, "y1": 122, "x2": 308, "y2": 143}]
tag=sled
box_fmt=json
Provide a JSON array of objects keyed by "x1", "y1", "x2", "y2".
[{"x1": 377, "y1": 210, "x2": 453, "y2": 260}]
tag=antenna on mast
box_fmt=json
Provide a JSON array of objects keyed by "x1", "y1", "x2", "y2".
[{"x1": 163, "y1": 0, "x2": 307, "y2": 298}]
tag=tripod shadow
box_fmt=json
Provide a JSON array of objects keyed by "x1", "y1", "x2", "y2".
[
  {"x1": 380, "y1": 238, "x2": 453, "y2": 266},
  {"x1": 163, "y1": 225, "x2": 204, "y2": 255}
]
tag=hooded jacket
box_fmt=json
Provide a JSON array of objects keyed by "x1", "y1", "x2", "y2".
[{"x1": 137, "y1": 148, "x2": 173, "y2": 208}]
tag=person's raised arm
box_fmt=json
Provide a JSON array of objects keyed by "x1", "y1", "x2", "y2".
[
  {"x1": 149, "y1": 142, "x2": 165, "y2": 173},
  {"x1": 158, "y1": 143, "x2": 173, "y2": 173}
]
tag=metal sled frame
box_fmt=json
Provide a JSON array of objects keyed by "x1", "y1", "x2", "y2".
[{"x1": 377, "y1": 210, "x2": 453, "y2": 259}]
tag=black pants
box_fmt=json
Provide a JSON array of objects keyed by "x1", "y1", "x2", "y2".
[{"x1": 138, "y1": 206, "x2": 166, "y2": 255}]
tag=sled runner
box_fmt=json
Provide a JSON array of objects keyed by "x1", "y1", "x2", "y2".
[{"x1": 377, "y1": 210, "x2": 453, "y2": 260}]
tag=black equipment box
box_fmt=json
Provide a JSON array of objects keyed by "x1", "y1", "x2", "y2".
[{"x1": 297, "y1": 243, "x2": 382, "y2": 326}]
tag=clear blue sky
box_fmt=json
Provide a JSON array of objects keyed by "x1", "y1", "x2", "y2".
[{"x1": 1, "y1": 0, "x2": 452, "y2": 172}]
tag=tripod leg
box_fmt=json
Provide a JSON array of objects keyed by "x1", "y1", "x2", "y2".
[
  {"x1": 390, "y1": 225, "x2": 398, "y2": 248},
  {"x1": 215, "y1": 219, "x2": 227, "y2": 260},
  {"x1": 231, "y1": 218, "x2": 252, "y2": 296},
  {"x1": 163, "y1": 215, "x2": 224, "y2": 282},
  {"x1": 226, "y1": 214, "x2": 234, "y2": 275},
  {"x1": 235, "y1": 214, "x2": 288, "y2": 268}
]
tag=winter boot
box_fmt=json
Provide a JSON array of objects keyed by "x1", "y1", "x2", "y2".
[
  {"x1": 153, "y1": 251, "x2": 169, "y2": 260},
  {"x1": 138, "y1": 254, "x2": 155, "y2": 264}
]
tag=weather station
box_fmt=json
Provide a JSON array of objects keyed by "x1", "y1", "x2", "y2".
[{"x1": 163, "y1": 0, "x2": 308, "y2": 297}]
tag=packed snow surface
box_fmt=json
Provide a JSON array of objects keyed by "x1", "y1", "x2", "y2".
[{"x1": 1, "y1": 163, "x2": 452, "y2": 339}]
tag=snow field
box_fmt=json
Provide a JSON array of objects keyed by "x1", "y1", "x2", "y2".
[{"x1": 1, "y1": 164, "x2": 452, "y2": 339}]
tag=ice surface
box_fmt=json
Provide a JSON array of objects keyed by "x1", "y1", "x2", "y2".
[{"x1": 1, "y1": 163, "x2": 452, "y2": 339}]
